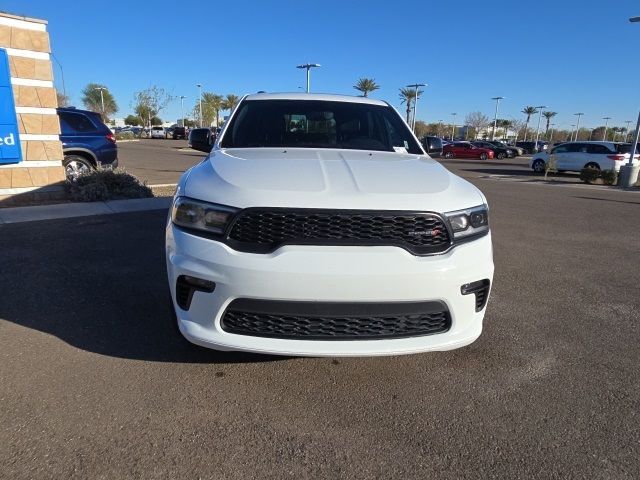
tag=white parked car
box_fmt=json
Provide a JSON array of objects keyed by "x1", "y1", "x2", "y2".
[
  {"x1": 530, "y1": 141, "x2": 640, "y2": 173},
  {"x1": 150, "y1": 126, "x2": 165, "y2": 139},
  {"x1": 166, "y1": 93, "x2": 494, "y2": 357}
]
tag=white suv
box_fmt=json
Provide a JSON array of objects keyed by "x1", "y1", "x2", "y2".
[
  {"x1": 150, "y1": 126, "x2": 165, "y2": 139},
  {"x1": 166, "y1": 93, "x2": 494, "y2": 356},
  {"x1": 530, "y1": 141, "x2": 640, "y2": 173}
]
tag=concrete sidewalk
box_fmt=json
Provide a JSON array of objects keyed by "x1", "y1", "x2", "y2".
[{"x1": 0, "y1": 197, "x2": 172, "y2": 224}]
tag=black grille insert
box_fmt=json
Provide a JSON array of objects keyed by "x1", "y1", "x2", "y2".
[
  {"x1": 221, "y1": 299, "x2": 451, "y2": 340},
  {"x1": 226, "y1": 208, "x2": 452, "y2": 255}
]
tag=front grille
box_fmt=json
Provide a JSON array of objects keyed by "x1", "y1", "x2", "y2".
[
  {"x1": 221, "y1": 299, "x2": 451, "y2": 340},
  {"x1": 226, "y1": 208, "x2": 452, "y2": 255}
]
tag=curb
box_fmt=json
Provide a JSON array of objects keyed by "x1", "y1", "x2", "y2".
[
  {"x1": 0, "y1": 197, "x2": 172, "y2": 225},
  {"x1": 116, "y1": 139, "x2": 140, "y2": 143}
]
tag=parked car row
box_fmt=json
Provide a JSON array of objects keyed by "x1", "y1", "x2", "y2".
[
  {"x1": 114, "y1": 125, "x2": 190, "y2": 140},
  {"x1": 529, "y1": 141, "x2": 640, "y2": 173},
  {"x1": 421, "y1": 136, "x2": 525, "y2": 159}
]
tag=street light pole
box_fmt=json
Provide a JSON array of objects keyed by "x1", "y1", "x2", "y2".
[
  {"x1": 451, "y1": 113, "x2": 457, "y2": 140},
  {"x1": 196, "y1": 83, "x2": 203, "y2": 127},
  {"x1": 406, "y1": 83, "x2": 427, "y2": 131},
  {"x1": 573, "y1": 113, "x2": 584, "y2": 141},
  {"x1": 296, "y1": 63, "x2": 321, "y2": 93},
  {"x1": 618, "y1": 16, "x2": 640, "y2": 186},
  {"x1": 602, "y1": 117, "x2": 611, "y2": 140},
  {"x1": 180, "y1": 96, "x2": 186, "y2": 127},
  {"x1": 94, "y1": 87, "x2": 106, "y2": 118},
  {"x1": 534, "y1": 105, "x2": 547, "y2": 152},
  {"x1": 491, "y1": 96, "x2": 504, "y2": 140}
]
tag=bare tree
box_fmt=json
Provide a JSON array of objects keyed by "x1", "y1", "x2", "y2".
[
  {"x1": 132, "y1": 85, "x2": 173, "y2": 134},
  {"x1": 510, "y1": 118, "x2": 526, "y2": 142},
  {"x1": 464, "y1": 112, "x2": 490, "y2": 140}
]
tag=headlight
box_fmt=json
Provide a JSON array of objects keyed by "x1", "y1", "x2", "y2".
[
  {"x1": 444, "y1": 205, "x2": 489, "y2": 240},
  {"x1": 171, "y1": 196, "x2": 237, "y2": 234}
]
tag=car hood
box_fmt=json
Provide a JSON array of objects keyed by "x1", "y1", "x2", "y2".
[{"x1": 183, "y1": 148, "x2": 485, "y2": 212}]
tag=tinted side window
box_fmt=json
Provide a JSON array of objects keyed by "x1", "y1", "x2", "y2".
[
  {"x1": 587, "y1": 144, "x2": 612, "y2": 154},
  {"x1": 567, "y1": 143, "x2": 587, "y2": 153},
  {"x1": 552, "y1": 145, "x2": 569, "y2": 154},
  {"x1": 58, "y1": 112, "x2": 98, "y2": 134}
]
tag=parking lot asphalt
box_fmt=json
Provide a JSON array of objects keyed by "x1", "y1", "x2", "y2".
[
  {"x1": 1, "y1": 163, "x2": 640, "y2": 478},
  {"x1": 118, "y1": 139, "x2": 207, "y2": 184}
]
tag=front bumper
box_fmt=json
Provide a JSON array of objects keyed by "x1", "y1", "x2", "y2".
[{"x1": 166, "y1": 224, "x2": 494, "y2": 356}]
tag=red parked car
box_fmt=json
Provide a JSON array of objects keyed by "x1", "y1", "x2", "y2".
[{"x1": 443, "y1": 142, "x2": 495, "y2": 160}]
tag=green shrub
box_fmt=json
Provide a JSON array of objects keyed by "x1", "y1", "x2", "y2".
[
  {"x1": 601, "y1": 169, "x2": 617, "y2": 186},
  {"x1": 67, "y1": 168, "x2": 153, "y2": 202},
  {"x1": 115, "y1": 131, "x2": 135, "y2": 140},
  {"x1": 579, "y1": 167, "x2": 600, "y2": 184}
]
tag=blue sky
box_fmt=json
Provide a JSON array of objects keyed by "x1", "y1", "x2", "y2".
[{"x1": 5, "y1": 0, "x2": 640, "y2": 130}]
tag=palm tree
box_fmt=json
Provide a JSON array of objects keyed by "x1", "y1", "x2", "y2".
[
  {"x1": 497, "y1": 119, "x2": 511, "y2": 139},
  {"x1": 223, "y1": 94, "x2": 240, "y2": 114},
  {"x1": 399, "y1": 87, "x2": 417, "y2": 124},
  {"x1": 542, "y1": 111, "x2": 557, "y2": 135},
  {"x1": 521, "y1": 106, "x2": 538, "y2": 141},
  {"x1": 353, "y1": 78, "x2": 380, "y2": 97},
  {"x1": 202, "y1": 93, "x2": 224, "y2": 127}
]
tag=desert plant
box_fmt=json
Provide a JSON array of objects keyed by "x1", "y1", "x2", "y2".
[
  {"x1": 66, "y1": 169, "x2": 153, "y2": 201},
  {"x1": 544, "y1": 155, "x2": 558, "y2": 180},
  {"x1": 579, "y1": 167, "x2": 600, "y2": 184},
  {"x1": 601, "y1": 169, "x2": 617, "y2": 186},
  {"x1": 115, "y1": 131, "x2": 135, "y2": 140}
]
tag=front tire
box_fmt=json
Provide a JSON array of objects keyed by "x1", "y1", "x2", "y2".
[
  {"x1": 585, "y1": 162, "x2": 601, "y2": 171},
  {"x1": 63, "y1": 155, "x2": 93, "y2": 181},
  {"x1": 496, "y1": 152, "x2": 506, "y2": 159},
  {"x1": 532, "y1": 159, "x2": 545, "y2": 173},
  {"x1": 479, "y1": 153, "x2": 488, "y2": 160}
]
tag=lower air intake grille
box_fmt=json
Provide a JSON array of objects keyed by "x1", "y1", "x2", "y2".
[{"x1": 221, "y1": 299, "x2": 451, "y2": 340}]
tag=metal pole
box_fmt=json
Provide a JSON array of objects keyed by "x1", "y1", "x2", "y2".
[
  {"x1": 406, "y1": 83, "x2": 427, "y2": 131},
  {"x1": 297, "y1": 64, "x2": 320, "y2": 93},
  {"x1": 534, "y1": 106, "x2": 546, "y2": 152},
  {"x1": 451, "y1": 113, "x2": 457, "y2": 140},
  {"x1": 180, "y1": 96, "x2": 186, "y2": 127},
  {"x1": 196, "y1": 84, "x2": 203, "y2": 127},
  {"x1": 626, "y1": 110, "x2": 640, "y2": 167},
  {"x1": 602, "y1": 117, "x2": 611, "y2": 140},
  {"x1": 491, "y1": 97, "x2": 503, "y2": 140},
  {"x1": 574, "y1": 113, "x2": 583, "y2": 141}
]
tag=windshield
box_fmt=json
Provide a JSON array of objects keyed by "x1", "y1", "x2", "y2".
[{"x1": 220, "y1": 99, "x2": 423, "y2": 154}]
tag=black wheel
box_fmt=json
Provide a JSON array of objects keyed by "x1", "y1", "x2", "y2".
[
  {"x1": 496, "y1": 152, "x2": 506, "y2": 159},
  {"x1": 444, "y1": 151, "x2": 454, "y2": 159},
  {"x1": 585, "y1": 162, "x2": 600, "y2": 171},
  {"x1": 63, "y1": 155, "x2": 94, "y2": 181},
  {"x1": 532, "y1": 159, "x2": 545, "y2": 173},
  {"x1": 479, "y1": 153, "x2": 488, "y2": 160}
]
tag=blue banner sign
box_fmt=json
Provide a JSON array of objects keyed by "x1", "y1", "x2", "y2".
[{"x1": 0, "y1": 48, "x2": 22, "y2": 164}]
